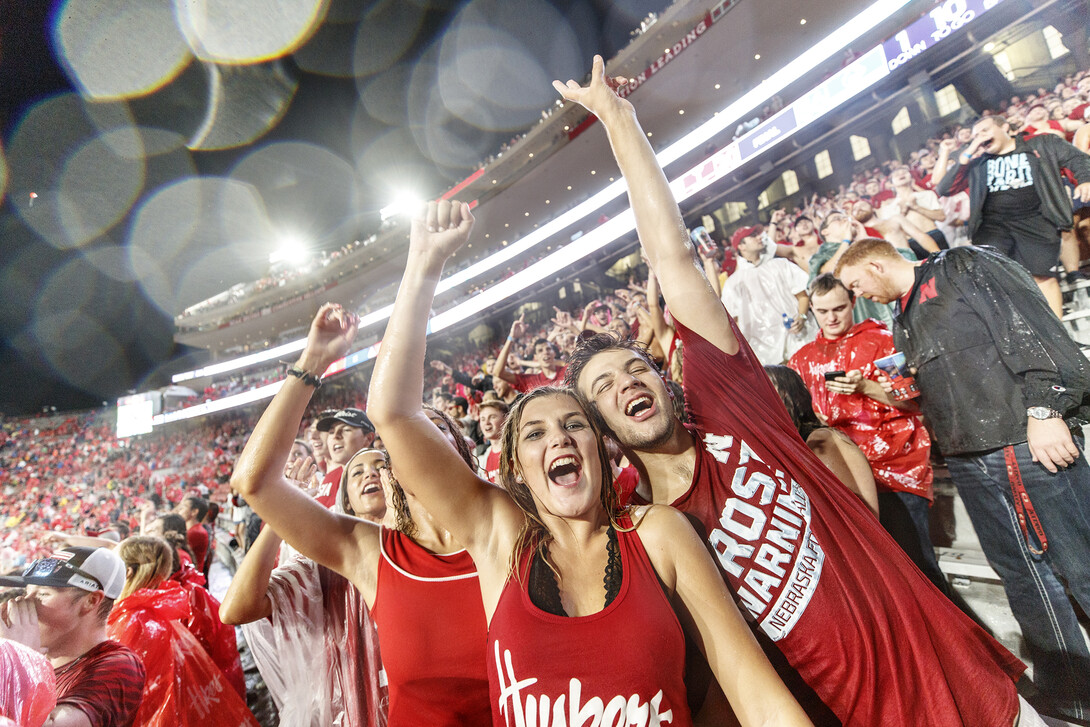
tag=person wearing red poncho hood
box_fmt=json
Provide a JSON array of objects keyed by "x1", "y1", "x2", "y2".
[{"x1": 106, "y1": 536, "x2": 257, "y2": 727}]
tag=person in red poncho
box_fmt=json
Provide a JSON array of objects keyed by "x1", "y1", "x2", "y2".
[
  {"x1": 106, "y1": 536, "x2": 257, "y2": 727},
  {"x1": 788, "y1": 273, "x2": 942, "y2": 591},
  {"x1": 145, "y1": 514, "x2": 245, "y2": 697}
]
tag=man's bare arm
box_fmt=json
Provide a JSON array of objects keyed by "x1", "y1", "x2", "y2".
[
  {"x1": 553, "y1": 56, "x2": 737, "y2": 354},
  {"x1": 47, "y1": 705, "x2": 94, "y2": 727}
]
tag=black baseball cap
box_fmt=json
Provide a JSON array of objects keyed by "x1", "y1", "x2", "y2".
[
  {"x1": 315, "y1": 408, "x2": 375, "y2": 434},
  {"x1": 0, "y1": 546, "x2": 126, "y2": 599}
]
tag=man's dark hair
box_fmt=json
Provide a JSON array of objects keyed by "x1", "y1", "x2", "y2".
[
  {"x1": 793, "y1": 215, "x2": 813, "y2": 226},
  {"x1": 452, "y1": 396, "x2": 469, "y2": 411},
  {"x1": 564, "y1": 333, "x2": 665, "y2": 433},
  {"x1": 665, "y1": 380, "x2": 688, "y2": 423},
  {"x1": 533, "y1": 338, "x2": 558, "y2": 356},
  {"x1": 969, "y1": 114, "x2": 1007, "y2": 129},
  {"x1": 808, "y1": 272, "x2": 855, "y2": 303},
  {"x1": 183, "y1": 496, "x2": 209, "y2": 522},
  {"x1": 156, "y1": 513, "x2": 194, "y2": 571},
  {"x1": 818, "y1": 210, "x2": 849, "y2": 235}
]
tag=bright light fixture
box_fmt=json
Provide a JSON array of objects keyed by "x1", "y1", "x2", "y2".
[
  {"x1": 168, "y1": 0, "x2": 925, "y2": 396},
  {"x1": 269, "y1": 232, "x2": 309, "y2": 265},
  {"x1": 379, "y1": 192, "x2": 423, "y2": 221}
]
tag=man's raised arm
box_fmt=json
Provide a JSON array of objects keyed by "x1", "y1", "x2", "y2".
[{"x1": 553, "y1": 55, "x2": 738, "y2": 354}]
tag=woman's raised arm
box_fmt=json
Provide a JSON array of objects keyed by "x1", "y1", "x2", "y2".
[
  {"x1": 367, "y1": 201, "x2": 522, "y2": 568},
  {"x1": 230, "y1": 304, "x2": 377, "y2": 591}
]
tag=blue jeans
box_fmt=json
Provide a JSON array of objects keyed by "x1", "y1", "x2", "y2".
[
  {"x1": 877, "y1": 490, "x2": 947, "y2": 592},
  {"x1": 946, "y1": 441, "x2": 1090, "y2": 721}
]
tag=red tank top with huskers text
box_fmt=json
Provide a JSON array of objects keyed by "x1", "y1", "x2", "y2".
[{"x1": 486, "y1": 516, "x2": 691, "y2": 727}]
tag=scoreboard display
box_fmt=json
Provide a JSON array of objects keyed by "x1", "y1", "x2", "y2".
[{"x1": 883, "y1": 0, "x2": 1003, "y2": 72}]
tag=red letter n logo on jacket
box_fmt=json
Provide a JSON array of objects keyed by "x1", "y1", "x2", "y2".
[{"x1": 918, "y1": 278, "x2": 938, "y2": 304}]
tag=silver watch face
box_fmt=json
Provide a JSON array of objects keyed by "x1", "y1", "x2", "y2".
[{"x1": 1027, "y1": 406, "x2": 1059, "y2": 420}]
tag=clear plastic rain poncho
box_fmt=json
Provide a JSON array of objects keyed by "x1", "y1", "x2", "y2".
[
  {"x1": 720, "y1": 234, "x2": 818, "y2": 364},
  {"x1": 241, "y1": 479, "x2": 387, "y2": 727}
]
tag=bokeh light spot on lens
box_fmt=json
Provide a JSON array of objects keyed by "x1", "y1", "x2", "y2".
[
  {"x1": 230, "y1": 141, "x2": 361, "y2": 242},
  {"x1": 175, "y1": 0, "x2": 328, "y2": 64},
  {"x1": 83, "y1": 244, "x2": 139, "y2": 283},
  {"x1": 0, "y1": 242, "x2": 60, "y2": 331},
  {"x1": 189, "y1": 62, "x2": 298, "y2": 151},
  {"x1": 57, "y1": 133, "x2": 146, "y2": 248},
  {"x1": 292, "y1": 15, "x2": 359, "y2": 77},
  {"x1": 29, "y1": 255, "x2": 134, "y2": 394},
  {"x1": 438, "y1": 0, "x2": 582, "y2": 131},
  {"x1": 0, "y1": 140, "x2": 7, "y2": 205},
  {"x1": 358, "y1": 64, "x2": 411, "y2": 127},
  {"x1": 352, "y1": 0, "x2": 425, "y2": 78},
  {"x1": 128, "y1": 176, "x2": 275, "y2": 314},
  {"x1": 32, "y1": 307, "x2": 128, "y2": 395},
  {"x1": 414, "y1": 91, "x2": 494, "y2": 173},
  {"x1": 353, "y1": 126, "x2": 435, "y2": 200},
  {"x1": 8, "y1": 94, "x2": 143, "y2": 250},
  {"x1": 54, "y1": 0, "x2": 192, "y2": 100}
]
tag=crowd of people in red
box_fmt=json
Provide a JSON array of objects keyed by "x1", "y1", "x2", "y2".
[{"x1": 3, "y1": 54, "x2": 1090, "y2": 727}]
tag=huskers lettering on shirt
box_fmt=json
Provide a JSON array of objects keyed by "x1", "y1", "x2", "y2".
[
  {"x1": 493, "y1": 642, "x2": 676, "y2": 727},
  {"x1": 486, "y1": 518, "x2": 691, "y2": 727},
  {"x1": 985, "y1": 152, "x2": 1033, "y2": 193}
]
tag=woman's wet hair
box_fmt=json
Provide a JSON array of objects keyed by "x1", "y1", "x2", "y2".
[
  {"x1": 374, "y1": 404, "x2": 478, "y2": 538},
  {"x1": 764, "y1": 365, "x2": 825, "y2": 441},
  {"x1": 154, "y1": 513, "x2": 193, "y2": 573},
  {"x1": 498, "y1": 386, "x2": 624, "y2": 578}
]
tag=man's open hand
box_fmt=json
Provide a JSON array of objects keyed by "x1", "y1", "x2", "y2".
[
  {"x1": 299, "y1": 302, "x2": 358, "y2": 375},
  {"x1": 552, "y1": 55, "x2": 631, "y2": 121}
]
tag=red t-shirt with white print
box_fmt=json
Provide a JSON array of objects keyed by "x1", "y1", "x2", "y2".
[{"x1": 671, "y1": 317, "x2": 1023, "y2": 726}]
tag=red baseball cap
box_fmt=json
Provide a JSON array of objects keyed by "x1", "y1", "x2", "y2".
[{"x1": 730, "y1": 225, "x2": 763, "y2": 249}]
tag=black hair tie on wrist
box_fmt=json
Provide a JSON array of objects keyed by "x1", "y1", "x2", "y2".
[{"x1": 286, "y1": 365, "x2": 323, "y2": 388}]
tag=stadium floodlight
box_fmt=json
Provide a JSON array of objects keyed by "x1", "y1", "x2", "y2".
[
  {"x1": 269, "y1": 232, "x2": 310, "y2": 265},
  {"x1": 165, "y1": 0, "x2": 971, "y2": 398},
  {"x1": 380, "y1": 192, "x2": 424, "y2": 221}
]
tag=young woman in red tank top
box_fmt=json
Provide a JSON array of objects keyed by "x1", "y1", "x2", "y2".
[
  {"x1": 366, "y1": 199, "x2": 812, "y2": 727},
  {"x1": 231, "y1": 350, "x2": 492, "y2": 726}
]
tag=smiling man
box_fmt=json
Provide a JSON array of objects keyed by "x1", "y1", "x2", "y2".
[
  {"x1": 475, "y1": 397, "x2": 508, "y2": 484},
  {"x1": 314, "y1": 408, "x2": 376, "y2": 509},
  {"x1": 560, "y1": 54, "x2": 1031, "y2": 726},
  {"x1": 936, "y1": 114, "x2": 1090, "y2": 315},
  {"x1": 836, "y1": 238, "x2": 1090, "y2": 719}
]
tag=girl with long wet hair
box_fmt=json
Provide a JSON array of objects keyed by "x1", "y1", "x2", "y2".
[{"x1": 366, "y1": 199, "x2": 811, "y2": 726}]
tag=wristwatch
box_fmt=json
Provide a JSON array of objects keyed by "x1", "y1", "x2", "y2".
[{"x1": 1027, "y1": 406, "x2": 1063, "y2": 421}]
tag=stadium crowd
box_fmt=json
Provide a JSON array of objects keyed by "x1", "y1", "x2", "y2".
[{"x1": 3, "y1": 52, "x2": 1090, "y2": 727}]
